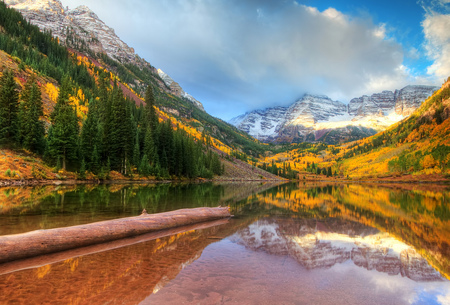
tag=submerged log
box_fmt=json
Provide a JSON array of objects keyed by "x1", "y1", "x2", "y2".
[{"x1": 0, "y1": 207, "x2": 231, "y2": 264}]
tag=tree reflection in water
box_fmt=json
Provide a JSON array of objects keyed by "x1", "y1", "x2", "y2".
[{"x1": 0, "y1": 182, "x2": 449, "y2": 304}]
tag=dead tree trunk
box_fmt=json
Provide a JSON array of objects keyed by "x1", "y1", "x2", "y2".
[{"x1": 0, "y1": 207, "x2": 231, "y2": 264}]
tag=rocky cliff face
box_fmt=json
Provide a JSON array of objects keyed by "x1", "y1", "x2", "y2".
[
  {"x1": 5, "y1": 0, "x2": 205, "y2": 111},
  {"x1": 348, "y1": 85, "x2": 438, "y2": 117},
  {"x1": 285, "y1": 94, "x2": 348, "y2": 125},
  {"x1": 231, "y1": 85, "x2": 438, "y2": 143},
  {"x1": 157, "y1": 69, "x2": 205, "y2": 111},
  {"x1": 6, "y1": 0, "x2": 136, "y2": 63},
  {"x1": 394, "y1": 85, "x2": 438, "y2": 116},
  {"x1": 229, "y1": 107, "x2": 287, "y2": 141}
]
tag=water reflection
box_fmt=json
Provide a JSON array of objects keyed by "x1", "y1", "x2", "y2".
[
  {"x1": 0, "y1": 182, "x2": 276, "y2": 235},
  {"x1": 231, "y1": 218, "x2": 442, "y2": 281},
  {"x1": 0, "y1": 218, "x2": 250, "y2": 305},
  {"x1": 0, "y1": 182, "x2": 449, "y2": 304},
  {"x1": 231, "y1": 183, "x2": 450, "y2": 279}
]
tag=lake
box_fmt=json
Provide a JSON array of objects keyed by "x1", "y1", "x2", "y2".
[{"x1": 0, "y1": 182, "x2": 449, "y2": 304}]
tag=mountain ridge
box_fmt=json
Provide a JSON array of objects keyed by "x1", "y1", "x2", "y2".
[
  {"x1": 4, "y1": 0, "x2": 205, "y2": 111},
  {"x1": 230, "y1": 85, "x2": 438, "y2": 144}
]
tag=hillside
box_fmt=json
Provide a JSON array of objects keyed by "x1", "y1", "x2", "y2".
[
  {"x1": 3, "y1": 0, "x2": 267, "y2": 157},
  {"x1": 2, "y1": 0, "x2": 448, "y2": 183},
  {"x1": 252, "y1": 79, "x2": 450, "y2": 182},
  {"x1": 0, "y1": 2, "x2": 281, "y2": 182},
  {"x1": 334, "y1": 78, "x2": 450, "y2": 180}
]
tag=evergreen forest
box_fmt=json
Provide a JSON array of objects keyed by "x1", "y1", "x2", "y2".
[{"x1": 0, "y1": 2, "x2": 224, "y2": 180}]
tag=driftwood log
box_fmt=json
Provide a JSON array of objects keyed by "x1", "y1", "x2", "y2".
[
  {"x1": 0, "y1": 206, "x2": 231, "y2": 264},
  {"x1": 0, "y1": 218, "x2": 230, "y2": 276}
]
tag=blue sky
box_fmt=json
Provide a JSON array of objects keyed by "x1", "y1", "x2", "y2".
[{"x1": 62, "y1": 0, "x2": 450, "y2": 120}]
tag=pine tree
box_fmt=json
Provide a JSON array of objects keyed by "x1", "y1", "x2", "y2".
[
  {"x1": 91, "y1": 145, "x2": 100, "y2": 174},
  {"x1": 78, "y1": 159, "x2": 86, "y2": 180},
  {"x1": 124, "y1": 101, "x2": 136, "y2": 174},
  {"x1": 80, "y1": 98, "x2": 99, "y2": 169},
  {"x1": 95, "y1": 75, "x2": 110, "y2": 165},
  {"x1": 18, "y1": 76, "x2": 33, "y2": 144},
  {"x1": 184, "y1": 138, "x2": 198, "y2": 178},
  {"x1": 211, "y1": 152, "x2": 222, "y2": 175},
  {"x1": 106, "y1": 84, "x2": 127, "y2": 172},
  {"x1": 139, "y1": 154, "x2": 151, "y2": 177},
  {"x1": 144, "y1": 125, "x2": 157, "y2": 165},
  {"x1": 144, "y1": 85, "x2": 157, "y2": 131},
  {"x1": 159, "y1": 120, "x2": 174, "y2": 173},
  {"x1": 20, "y1": 81, "x2": 45, "y2": 153},
  {"x1": 47, "y1": 76, "x2": 79, "y2": 170},
  {"x1": 132, "y1": 128, "x2": 141, "y2": 167},
  {"x1": 0, "y1": 69, "x2": 19, "y2": 146}
]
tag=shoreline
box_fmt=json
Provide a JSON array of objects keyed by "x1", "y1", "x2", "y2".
[
  {"x1": 0, "y1": 176, "x2": 449, "y2": 187},
  {"x1": 0, "y1": 177, "x2": 287, "y2": 187}
]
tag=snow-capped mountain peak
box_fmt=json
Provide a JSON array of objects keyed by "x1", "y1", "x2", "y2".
[{"x1": 230, "y1": 85, "x2": 438, "y2": 144}]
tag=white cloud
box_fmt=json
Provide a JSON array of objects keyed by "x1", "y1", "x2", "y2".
[
  {"x1": 422, "y1": 12, "x2": 450, "y2": 80},
  {"x1": 437, "y1": 291, "x2": 450, "y2": 305},
  {"x1": 62, "y1": 0, "x2": 417, "y2": 119}
]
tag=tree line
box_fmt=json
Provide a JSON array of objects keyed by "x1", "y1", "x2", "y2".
[
  {"x1": 259, "y1": 160, "x2": 298, "y2": 179},
  {"x1": 0, "y1": 69, "x2": 224, "y2": 179},
  {"x1": 0, "y1": 2, "x2": 226, "y2": 179}
]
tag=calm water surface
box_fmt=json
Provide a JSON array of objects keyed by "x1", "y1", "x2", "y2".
[{"x1": 0, "y1": 182, "x2": 449, "y2": 304}]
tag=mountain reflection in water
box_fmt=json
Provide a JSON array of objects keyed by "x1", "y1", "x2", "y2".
[
  {"x1": 0, "y1": 182, "x2": 449, "y2": 304},
  {"x1": 231, "y1": 218, "x2": 442, "y2": 281}
]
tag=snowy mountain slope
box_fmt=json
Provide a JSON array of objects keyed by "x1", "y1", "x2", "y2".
[{"x1": 230, "y1": 85, "x2": 438, "y2": 143}]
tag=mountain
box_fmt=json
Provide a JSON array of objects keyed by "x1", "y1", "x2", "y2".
[
  {"x1": 0, "y1": 1, "x2": 283, "y2": 182},
  {"x1": 157, "y1": 69, "x2": 204, "y2": 111},
  {"x1": 4, "y1": 0, "x2": 205, "y2": 111},
  {"x1": 4, "y1": 0, "x2": 271, "y2": 159},
  {"x1": 334, "y1": 78, "x2": 450, "y2": 179},
  {"x1": 230, "y1": 86, "x2": 438, "y2": 144},
  {"x1": 5, "y1": 0, "x2": 136, "y2": 64},
  {"x1": 348, "y1": 85, "x2": 438, "y2": 117}
]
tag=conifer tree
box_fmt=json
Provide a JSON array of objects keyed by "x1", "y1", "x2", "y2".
[
  {"x1": 106, "y1": 84, "x2": 134, "y2": 174},
  {"x1": 144, "y1": 125, "x2": 157, "y2": 166},
  {"x1": 80, "y1": 98, "x2": 99, "y2": 170},
  {"x1": 144, "y1": 85, "x2": 157, "y2": 131},
  {"x1": 18, "y1": 76, "x2": 33, "y2": 144},
  {"x1": 21, "y1": 81, "x2": 45, "y2": 153},
  {"x1": 79, "y1": 159, "x2": 86, "y2": 179},
  {"x1": 91, "y1": 145, "x2": 100, "y2": 174},
  {"x1": 106, "y1": 84, "x2": 124, "y2": 172},
  {"x1": 0, "y1": 69, "x2": 19, "y2": 146},
  {"x1": 327, "y1": 167, "x2": 332, "y2": 177},
  {"x1": 132, "y1": 128, "x2": 141, "y2": 167},
  {"x1": 139, "y1": 154, "x2": 151, "y2": 177},
  {"x1": 47, "y1": 76, "x2": 79, "y2": 170}
]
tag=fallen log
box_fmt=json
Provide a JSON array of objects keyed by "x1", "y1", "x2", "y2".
[
  {"x1": 0, "y1": 206, "x2": 231, "y2": 264},
  {"x1": 0, "y1": 218, "x2": 230, "y2": 276}
]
